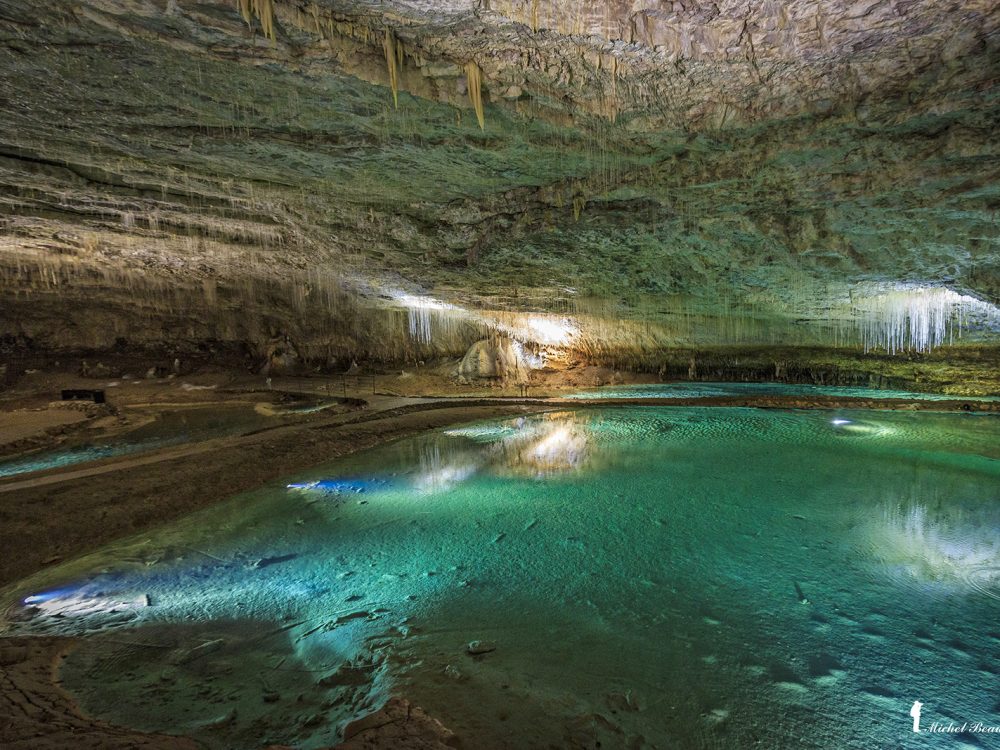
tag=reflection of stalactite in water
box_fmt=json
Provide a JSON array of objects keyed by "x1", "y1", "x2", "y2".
[
  {"x1": 874, "y1": 491, "x2": 1000, "y2": 592},
  {"x1": 490, "y1": 414, "x2": 592, "y2": 477},
  {"x1": 411, "y1": 439, "x2": 482, "y2": 492}
]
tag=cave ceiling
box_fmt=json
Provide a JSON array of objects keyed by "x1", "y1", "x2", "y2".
[{"x1": 1, "y1": 0, "x2": 999, "y2": 355}]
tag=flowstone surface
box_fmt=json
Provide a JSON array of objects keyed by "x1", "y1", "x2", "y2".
[{"x1": 3, "y1": 407, "x2": 999, "y2": 748}]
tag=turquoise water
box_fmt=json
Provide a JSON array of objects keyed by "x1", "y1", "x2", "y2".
[
  {"x1": 0, "y1": 405, "x2": 277, "y2": 478},
  {"x1": 0, "y1": 440, "x2": 159, "y2": 478},
  {"x1": 566, "y1": 382, "x2": 1000, "y2": 401},
  {"x1": 3, "y1": 408, "x2": 999, "y2": 748}
]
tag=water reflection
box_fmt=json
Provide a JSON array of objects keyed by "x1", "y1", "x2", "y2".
[
  {"x1": 412, "y1": 442, "x2": 481, "y2": 492},
  {"x1": 290, "y1": 413, "x2": 598, "y2": 498},
  {"x1": 868, "y1": 485, "x2": 1000, "y2": 599},
  {"x1": 422, "y1": 413, "x2": 595, "y2": 484},
  {"x1": 494, "y1": 419, "x2": 591, "y2": 477}
]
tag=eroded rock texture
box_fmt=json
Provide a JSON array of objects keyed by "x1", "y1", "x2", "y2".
[{"x1": 0, "y1": 0, "x2": 998, "y2": 368}]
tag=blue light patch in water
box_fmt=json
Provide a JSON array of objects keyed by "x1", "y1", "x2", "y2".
[
  {"x1": 287, "y1": 478, "x2": 394, "y2": 495},
  {"x1": 23, "y1": 587, "x2": 77, "y2": 605}
]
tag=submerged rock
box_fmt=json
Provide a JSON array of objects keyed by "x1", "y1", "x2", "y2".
[
  {"x1": 466, "y1": 640, "x2": 497, "y2": 655},
  {"x1": 337, "y1": 697, "x2": 458, "y2": 749}
]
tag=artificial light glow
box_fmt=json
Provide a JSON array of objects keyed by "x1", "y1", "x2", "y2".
[
  {"x1": 488, "y1": 313, "x2": 580, "y2": 347},
  {"x1": 23, "y1": 589, "x2": 75, "y2": 605},
  {"x1": 524, "y1": 316, "x2": 578, "y2": 346},
  {"x1": 387, "y1": 290, "x2": 465, "y2": 345},
  {"x1": 828, "y1": 418, "x2": 890, "y2": 436},
  {"x1": 391, "y1": 292, "x2": 456, "y2": 311},
  {"x1": 411, "y1": 462, "x2": 479, "y2": 493},
  {"x1": 287, "y1": 478, "x2": 392, "y2": 495},
  {"x1": 386, "y1": 288, "x2": 581, "y2": 352},
  {"x1": 22, "y1": 589, "x2": 149, "y2": 621}
]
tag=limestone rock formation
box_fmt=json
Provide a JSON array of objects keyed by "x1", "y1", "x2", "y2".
[
  {"x1": 261, "y1": 335, "x2": 302, "y2": 374},
  {"x1": 0, "y1": 0, "x2": 997, "y2": 374},
  {"x1": 455, "y1": 337, "x2": 531, "y2": 384}
]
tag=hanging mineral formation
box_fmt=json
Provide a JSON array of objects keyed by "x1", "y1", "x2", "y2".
[
  {"x1": 237, "y1": 0, "x2": 276, "y2": 41},
  {"x1": 383, "y1": 28, "x2": 401, "y2": 108},
  {"x1": 853, "y1": 286, "x2": 1000, "y2": 354},
  {"x1": 465, "y1": 62, "x2": 485, "y2": 130}
]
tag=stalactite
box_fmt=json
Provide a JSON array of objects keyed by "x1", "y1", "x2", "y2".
[
  {"x1": 572, "y1": 193, "x2": 585, "y2": 221},
  {"x1": 259, "y1": 0, "x2": 275, "y2": 40},
  {"x1": 236, "y1": 0, "x2": 276, "y2": 42},
  {"x1": 408, "y1": 307, "x2": 432, "y2": 343},
  {"x1": 383, "y1": 28, "x2": 400, "y2": 109},
  {"x1": 465, "y1": 62, "x2": 485, "y2": 130},
  {"x1": 611, "y1": 56, "x2": 619, "y2": 122},
  {"x1": 850, "y1": 287, "x2": 1000, "y2": 354},
  {"x1": 307, "y1": 2, "x2": 324, "y2": 39}
]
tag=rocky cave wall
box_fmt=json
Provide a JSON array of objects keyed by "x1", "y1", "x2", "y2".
[{"x1": 0, "y1": 0, "x2": 998, "y2": 378}]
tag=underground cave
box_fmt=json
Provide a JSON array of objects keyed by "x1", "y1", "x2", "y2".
[{"x1": 1, "y1": 1, "x2": 999, "y2": 749}]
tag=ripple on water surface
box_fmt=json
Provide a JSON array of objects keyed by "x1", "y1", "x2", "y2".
[{"x1": 3, "y1": 407, "x2": 999, "y2": 749}]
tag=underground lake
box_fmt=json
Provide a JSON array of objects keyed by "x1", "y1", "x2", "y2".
[
  {"x1": 4, "y1": 0, "x2": 1000, "y2": 746},
  {"x1": 3, "y1": 406, "x2": 998, "y2": 749}
]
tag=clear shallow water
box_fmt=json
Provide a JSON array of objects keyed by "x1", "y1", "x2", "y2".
[
  {"x1": 566, "y1": 381, "x2": 1000, "y2": 401},
  {"x1": 0, "y1": 405, "x2": 277, "y2": 478},
  {"x1": 3, "y1": 407, "x2": 999, "y2": 749}
]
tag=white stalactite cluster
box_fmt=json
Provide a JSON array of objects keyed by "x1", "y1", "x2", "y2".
[
  {"x1": 853, "y1": 286, "x2": 1000, "y2": 354},
  {"x1": 407, "y1": 307, "x2": 433, "y2": 344}
]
